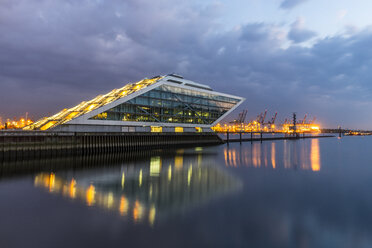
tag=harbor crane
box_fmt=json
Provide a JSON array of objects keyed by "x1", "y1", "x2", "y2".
[
  {"x1": 301, "y1": 114, "x2": 307, "y2": 124},
  {"x1": 268, "y1": 112, "x2": 277, "y2": 125},
  {"x1": 230, "y1": 109, "x2": 248, "y2": 124},
  {"x1": 256, "y1": 110, "x2": 267, "y2": 124}
]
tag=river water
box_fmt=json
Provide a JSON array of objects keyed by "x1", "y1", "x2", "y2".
[{"x1": 0, "y1": 136, "x2": 372, "y2": 248}]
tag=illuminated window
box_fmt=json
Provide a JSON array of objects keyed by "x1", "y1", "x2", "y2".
[
  {"x1": 90, "y1": 84, "x2": 240, "y2": 125},
  {"x1": 85, "y1": 104, "x2": 97, "y2": 111},
  {"x1": 65, "y1": 112, "x2": 79, "y2": 120},
  {"x1": 195, "y1": 127, "x2": 202, "y2": 132},
  {"x1": 175, "y1": 127, "x2": 183, "y2": 133},
  {"x1": 151, "y1": 126, "x2": 162, "y2": 132},
  {"x1": 40, "y1": 121, "x2": 57, "y2": 130},
  {"x1": 175, "y1": 155, "x2": 183, "y2": 169},
  {"x1": 96, "y1": 112, "x2": 107, "y2": 119}
]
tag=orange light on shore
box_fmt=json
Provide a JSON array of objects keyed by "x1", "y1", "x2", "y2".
[
  {"x1": 0, "y1": 116, "x2": 34, "y2": 129},
  {"x1": 212, "y1": 121, "x2": 321, "y2": 134}
]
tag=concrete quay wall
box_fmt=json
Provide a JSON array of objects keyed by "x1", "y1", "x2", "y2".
[{"x1": 0, "y1": 131, "x2": 223, "y2": 160}]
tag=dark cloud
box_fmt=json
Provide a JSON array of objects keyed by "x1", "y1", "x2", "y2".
[
  {"x1": 288, "y1": 18, "x2": 317, "y2": 43},
  {"x1": 0, "y1": 0, "x2": 372, "y2": 128},
  {"x1": 280, "y1": 0, "x2": 309, "y2": 9}
]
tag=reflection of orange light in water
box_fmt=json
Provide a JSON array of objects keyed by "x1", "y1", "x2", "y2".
[
  {"x1": 175, "y1": 155, "x2": 183, "y2": 170},
  {"x1": 42, "y1": 175, "x2": 49, "y2": 187},
  {"x1": 86, "y1": 184, "x2": 96, "y2": 206},
  {"x1": 252, "y1": 147, "x2": 257, "y2": 167},
  {"x1": 119, "y1": 196, "x2": 129, "y2": 216},
  {"x1": 148, "y1": 205, "x2": 156, "y2": 226},
  {"x1": 283, "y1": 141, "x2": 290, "y2": 169},
  {"x1": 224, "y1": 148, "x2": 228, "y2": 166},
  {"x1": 62, "y1": 185, "x2": 68, "y2": 196},
  {"x1": 252, "y1": 144, "x2": 261, "y2": 167},
  {"x1": 133, "y1": 201, "x2": 143, "y2": 222},
  {"x1": 244, "y1": 149, "x2": 249, "y2": 166},
  {"x1": 264, "y1": 146, "x2": 268, "y2": 167},
  {"x1": 300, "y1": 142, "x2": 310, "y2": 170},
  {"x1": 69, "y1": 179, "x2": 76, "y2": 199},
  {"x1": 271, "y1": 143, "x2": 276, "y2": 169},
  {"x1": 232, "y1": 150, "x2": 237, "y2": 167},
  {"x1": 49, "y1": 173, "x2": 55, "y2": 192},
  {"x1": 311, "y1": 139, "x2": 321, "y2": 171},
  {"x1": 228, "y1": 149, "x2": 233, "y2": 166}
]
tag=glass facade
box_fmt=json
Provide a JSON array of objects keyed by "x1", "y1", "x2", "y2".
[{"x1": 90, "y1": 84, "x2": 240, "y2": 125}]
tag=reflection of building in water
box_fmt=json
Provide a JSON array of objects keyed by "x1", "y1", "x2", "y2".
[
  {"x1": 0, "y1": 147, "x2": 215, "y2": 177},
  {"x1": 34, "y1": 150, "x2": 241, "y2": 226},
  {"x1": 224, "y1": 139, "x2": 321, "y2": 171}
]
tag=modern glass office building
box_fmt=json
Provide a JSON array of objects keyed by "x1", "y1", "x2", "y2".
[{"x1": 25, "y1": 74, "x2": 244, "y2": 132}]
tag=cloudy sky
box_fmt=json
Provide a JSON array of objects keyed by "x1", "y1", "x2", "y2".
[{"x1": 1, "y1": 0, "x2": 372, "y2": 128}]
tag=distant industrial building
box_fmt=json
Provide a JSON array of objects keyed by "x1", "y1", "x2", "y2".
[{"x1": 25, "y1": 74, "x2": 244, "y2": 132}]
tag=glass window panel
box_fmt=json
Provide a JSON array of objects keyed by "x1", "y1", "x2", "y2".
[{"x1": 90, "y1": 84, "x2": 239, "y2": 124}]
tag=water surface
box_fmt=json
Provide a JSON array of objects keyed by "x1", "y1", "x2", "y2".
[{"x1": 1, "y1": 137, "x2": 372, "y2": 248}]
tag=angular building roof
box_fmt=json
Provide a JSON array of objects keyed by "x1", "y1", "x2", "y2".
[{"x1": 25, "y1": 74, "x2": 244, "y2": 131}]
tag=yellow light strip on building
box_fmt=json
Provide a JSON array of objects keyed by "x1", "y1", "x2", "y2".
[
  {"x1": 40, "y1": 121, "x2": 57, "y2": 131},
  {"x1": 24, "y1": 76, "x2": 163, "y2": 130},
  {"x1": 175, "y1": 127, "x2": 183, "y2": 133},
  {"x1": 151, "y1": 126, "x2": 162, "y2": 133}
]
